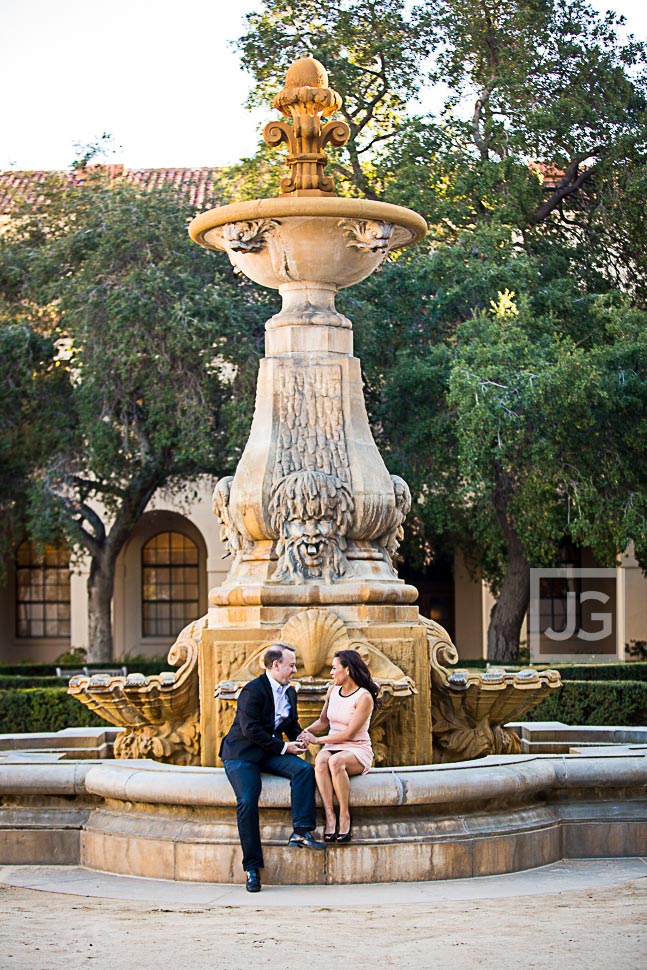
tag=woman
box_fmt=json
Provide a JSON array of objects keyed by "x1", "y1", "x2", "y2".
[{"x1": 299, "y1": 649, "x2": 381, "y2": 844}]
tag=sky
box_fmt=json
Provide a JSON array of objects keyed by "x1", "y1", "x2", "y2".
[{"x1": 2, "y1": 0, "x2": 646, "y2": 173}]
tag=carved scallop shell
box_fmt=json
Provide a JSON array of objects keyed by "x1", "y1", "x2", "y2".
[{"x1": 280, "y1": 609, "x2": 351, "y2": 677}]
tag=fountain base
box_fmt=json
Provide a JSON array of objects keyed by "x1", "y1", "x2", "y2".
[{"x1": 1, "y1": 742, "x2": 645, "y2": 884}]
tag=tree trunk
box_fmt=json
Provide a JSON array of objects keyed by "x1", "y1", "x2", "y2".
[
  {"x1": 487, "y1": 540, "x2": 530, "y2": 663},
  {"x1": 487, "y1": 469, "x2": 531, "y2": 663},
  {"x1": 79, "y1": 461, "x2": 167, "y2": 663},
  {"x1": 86, "y1": 554, "x2": 116, "y2": 663}
]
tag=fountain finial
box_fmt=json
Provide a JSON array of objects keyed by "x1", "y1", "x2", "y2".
[{"x1": 263, "y1": 55, "x2": 351, "y2": 196}]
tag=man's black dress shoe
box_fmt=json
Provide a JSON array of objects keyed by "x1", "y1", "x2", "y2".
[
  {"x1": 288, "y1": 830, "x2": 325, "y2": 850},
  {"x1": 246, "y1": 869, "x2": 262, "y2": 892}
]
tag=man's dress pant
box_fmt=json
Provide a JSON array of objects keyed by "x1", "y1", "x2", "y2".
[{"x1": 223, "y1": 754, "x2": 316, "y2": 871}]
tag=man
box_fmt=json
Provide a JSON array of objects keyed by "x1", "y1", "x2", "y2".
[{"x1": 220, "y1": 643, "x2": 324, "y2": 892}]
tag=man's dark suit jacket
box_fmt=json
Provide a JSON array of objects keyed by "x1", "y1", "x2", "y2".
[{"x1": 220, "y1": 672, "x2": 302, "y2": 763}]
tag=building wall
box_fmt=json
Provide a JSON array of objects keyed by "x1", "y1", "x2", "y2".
[
  {"x1": 453, "y1": 549, "x2": 487, "y2": 660},
  {"x1": 623, "y1": 544, "x2": 647, "y2": 646}
]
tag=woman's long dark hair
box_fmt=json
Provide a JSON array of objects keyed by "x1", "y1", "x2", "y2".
[{"x1": 334, "y1": 649, "x2": 383, "y2": 709}]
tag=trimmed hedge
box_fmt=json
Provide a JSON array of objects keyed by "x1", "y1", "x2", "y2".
[
  {"x1": 524, "y1": 680, "x2": 647, "y2": 726},
  {"x1": 0, "y1": 688, "x2": 108, "y2": 733},
  {"x1": 547, "y1": 663, "x2": 647, "y2": 682},
  {"x1": 445, "y1": 660, "x2": 647, "y2": 681},
  {"x1": 3, "y1": 660, "x2": 644, "y2": 681},
  {"x1": 0, "y1": 676, "x2": 71, "y2": 690},
  {"x1": 0, "y1": 670, "x2": 173, "y2": 690},
  {"x1": 0, "y1": 660, "x2": 168, "y2": 677}
]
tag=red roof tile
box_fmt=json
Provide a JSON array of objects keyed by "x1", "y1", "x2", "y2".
[
  {"x1": 528, "y1": 162, "x2": 565, "y2": 191},
  {"x1": 0, "y1": 165, "x2": 221, "y2": 215}
]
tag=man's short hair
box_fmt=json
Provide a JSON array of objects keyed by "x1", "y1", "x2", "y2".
[{"x1": 263, "y1": 643, "x2": 295, "y2": 669}]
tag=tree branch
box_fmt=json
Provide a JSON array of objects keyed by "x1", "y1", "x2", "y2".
[
  {"x1": 529, "y1": 149, "x2": 604, "y2": 225},
  {"x1": 67, "y1": 475, "x2": 127, "y2": 499},
  {"x1": 472, "y1": 87, "x2": 493, "y2": 161}
]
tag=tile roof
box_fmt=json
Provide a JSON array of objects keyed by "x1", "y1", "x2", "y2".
[
  {"x1": 529, "y1": 162, "x2": 564, "y2": 190},
  {"x1": 0, "y1": 165, "x2": 221, "y2": 215}
]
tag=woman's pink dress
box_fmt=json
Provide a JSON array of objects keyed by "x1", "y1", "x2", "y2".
[{"x1": 323, "y1": 686, "x2": 373, "y2": 773}]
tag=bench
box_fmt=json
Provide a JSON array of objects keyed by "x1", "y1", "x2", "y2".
[{"x1": 56, "y1": 665, "x2": 128, "y2": 678}]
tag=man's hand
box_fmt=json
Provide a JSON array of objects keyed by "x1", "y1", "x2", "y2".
[{"x1": 286, "y1": 740, "x2": 307, "y2": 755}]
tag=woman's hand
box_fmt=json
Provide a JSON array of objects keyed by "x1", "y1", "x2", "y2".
[{"x1": 300, "y1": 730, "x2": 320, "y2": 745}]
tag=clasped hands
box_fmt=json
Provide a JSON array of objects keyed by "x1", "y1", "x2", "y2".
[{"x1": 286, "y1": 730, "x2": 321, "y2": 755}]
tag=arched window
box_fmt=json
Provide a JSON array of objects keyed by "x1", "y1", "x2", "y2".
[
  {"x1": 16, "y1": 541, "x2": 71, "y2": 639},
  {"x1": 141, "y1": 531, "x2": 199, "y2": 637}
]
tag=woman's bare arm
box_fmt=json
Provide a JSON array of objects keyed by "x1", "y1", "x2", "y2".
[{"x1": 298, "y1": 687, "x2": 332, "y2": 738}]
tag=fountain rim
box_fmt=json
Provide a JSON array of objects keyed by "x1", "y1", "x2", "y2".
[{"x1": 189, "y1": 195, "x2": 428, "y2": 253}]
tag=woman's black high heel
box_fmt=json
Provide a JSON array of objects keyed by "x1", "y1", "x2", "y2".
[
  {"x1": 324, "y1": 831, "x2": 337, "y2": 843},
  {"x1": 336, "y1": 829, "x2": 352, "y2": 844}
]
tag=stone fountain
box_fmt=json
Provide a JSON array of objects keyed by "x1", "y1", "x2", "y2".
[
  {"x1": 68, "y1": 55, "x2": 559, "y2": 768},
  {"x1": 4, "y1": 58, "x2": 646, "y2": 889}
]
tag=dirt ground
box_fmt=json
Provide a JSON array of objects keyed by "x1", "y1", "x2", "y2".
[{"x1": 1, "y1": 878, "x2": 646, "y2": 970}]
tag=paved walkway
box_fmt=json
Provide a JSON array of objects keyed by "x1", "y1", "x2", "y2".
[
  {"x1": 1, "y1": 857, "x2": 646, "y2": 906},
  {"x1": 2, "y1": 859, "x2": 646, "y2": 970}
]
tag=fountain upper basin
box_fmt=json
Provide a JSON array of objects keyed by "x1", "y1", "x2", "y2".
[{"x1": 189, "y1": 196, "x2": 427, "y2": 292}]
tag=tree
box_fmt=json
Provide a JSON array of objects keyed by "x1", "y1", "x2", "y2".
[
  {"x1": 387, "y1": 0, "x2": 647, "y2": 295},
  {"x1": 236, "y1": 0, "x2": 430, "y2": 198},
  {"x1": 0, "y1": 171, "x2": 273, "y2": 660},
  {"x1": 239, "y1": 0, "x2": 647, "y2": 659},
  {"x1": 447, "y1": 298, "x2": 647, "y2": 662},
  {"x1": 346, "y1": 243, "x2": 647, "y2": 662},
  {"x1": 0, "y1": 322, "x2": 70, "y2": 576}
]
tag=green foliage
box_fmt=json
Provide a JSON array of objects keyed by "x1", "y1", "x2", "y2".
[
  {"x1": 54, "y1": 646, "x2": 87, "y2": 665},
  {"x1": 7, "y1": 175, "x2": 268, "y2": 504},
  {"x1": 0, "y1": 320, "x2": 70, "y2": 575},
  {"x1": 213, "y1": 142, "x2": 286, "y2": 203},
  {"x1": 236, "y1": 0, "x2": 430, "y2": 197},
  {"x1": 0, "y1": 676, "x2": 75, "y2": 689},
  {"x1": 524, "y1": 679, "x2": 647, "y2": 725},
  {"x1": 5, "y1": 2, "x2": 646, "y2": 665},
  {"x1": 0, "y1": 170, "x2": 273, "y2": 658},
  {"x1": 4, "y1": 169, "x2": 274, "y2": 498},
  {"x1": 345, "y1": 239, "x2": 647, "y2": 588},
  {"x1": 457, "y1": 661, "x2": 646, "y2": 675},
  {"x1": 239, "y1": 2, "x2": 647, "y2": 661},
  {"x1": 0, "y1": 658, "x2": 170, "y2": 688},
  {"x1": 447, "y1": 300, "x2": 647, "y2": 580},
  {"x1": 0, "y1": 688, "x2": 108, "y2": 733},
  {"x1": 549, "y1": 663, "x2": 647, "y2": 682}
]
